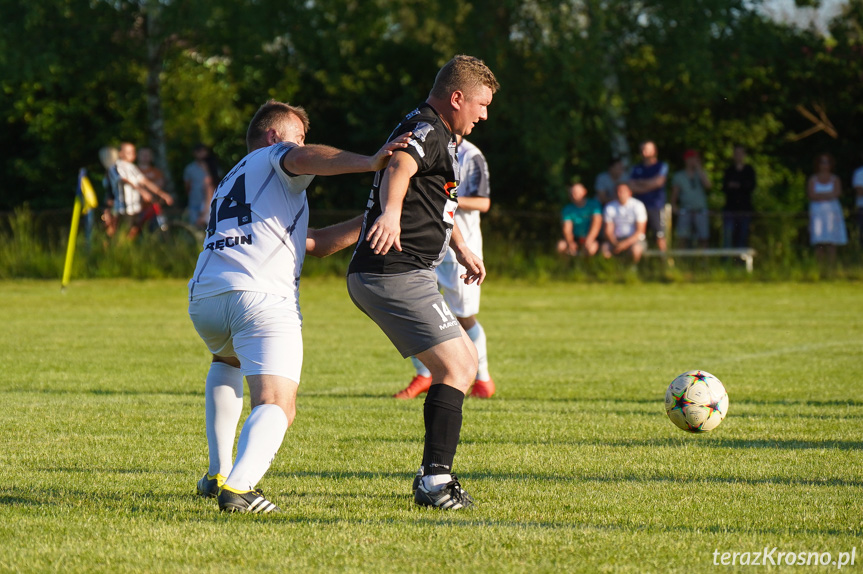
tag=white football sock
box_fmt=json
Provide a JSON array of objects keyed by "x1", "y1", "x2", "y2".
[
  {"x1": 205, "y1": 362, "x2": 244, "y2": 478},
  {"x1": 422, "y1": 473, "x2": 453, "y2": 491},
  {"x1": 224, "y1": 404, "x2": 288, "y2": 492},
  {"x1": 466, "y1": 321, "x2": 490, "y2": 381},
  {"x1": 410, "y1": 356, "x2": 432, "y2": 378}
]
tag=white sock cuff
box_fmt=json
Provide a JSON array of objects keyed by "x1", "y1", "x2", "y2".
[
  {"x1": 250, "y1": 403, "x2": 289, "y2": 432},
  {"x1": 209, "y1": 361, "x2": 242, "y2": 379},
  {"x1": 465, "y1": 322, "x2": 484, "y2": 341}
]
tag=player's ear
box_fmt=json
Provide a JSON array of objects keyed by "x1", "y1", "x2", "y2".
[
  {"x1": 265, "y1": 128, "x2": 281, "y2": 146},
  {"x1": 451, "y1": 90, "x2": 464, "y2": 110}
]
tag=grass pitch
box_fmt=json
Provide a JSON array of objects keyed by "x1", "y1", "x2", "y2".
[{"x1": 1, "y1": 278, "x2": 861, "y2": 572}]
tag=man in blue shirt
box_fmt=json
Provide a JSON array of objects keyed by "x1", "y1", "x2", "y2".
[
  {"x1": 557, "y1": 182, "x2": 602, "y2": 256},
  {"x1": 628, "y1": 141, "x2": 669, "y2": 252}
]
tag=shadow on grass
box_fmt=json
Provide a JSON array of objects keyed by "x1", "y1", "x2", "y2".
[
  {"x1": 459, "y1": 436, "x2": 863, "y2": 450},
  {"x1": 266, "y1": 469, "x2": 863, "y2": 491},
  {"x1": 9, "y1": 388, "x2": 202, "y2": 397},
  {"x1": 4, "y1": 481, "x2": 859, "y2": 538}
]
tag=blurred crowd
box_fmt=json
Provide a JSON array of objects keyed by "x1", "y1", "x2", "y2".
[
  {"x1": 557, "y1": 141, "x2": 863, "y2": 265},
  {"x1": 97, "y1": 142, "x2": 222, "y2": 239}
]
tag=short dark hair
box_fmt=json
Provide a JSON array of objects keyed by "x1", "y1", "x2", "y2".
[
  {"x1": 246, "y1": 100, "x2": 310, "y2": 150},
  {"x1": 609, "y1": 156, "x2": 622, "y2": 167},
  {"x1": 430, "y1": 55, "x2": 499, "y2": 100}
]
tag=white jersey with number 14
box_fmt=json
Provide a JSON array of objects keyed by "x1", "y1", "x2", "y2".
[{"x1": 188, "y1": 143, "x2": 314, "y2": 307}]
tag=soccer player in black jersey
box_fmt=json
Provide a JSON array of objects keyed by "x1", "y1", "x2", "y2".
[{"x1": 347, "y1": 55, "x2": 499, "y2": 509}]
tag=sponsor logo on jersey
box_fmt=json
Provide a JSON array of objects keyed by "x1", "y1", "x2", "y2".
[
  {"x1": 444, "y1": 181, "x2": 458, "y2": 200},
  {"x1": 205, "y1": 234, "x2": 253, "y2": 251},
  {"x1": 404, "y1": 108, "x2": 421, "y2": 120},
  {"x1": 412, "y1": 122, "x2": 434, "y2": 142}
]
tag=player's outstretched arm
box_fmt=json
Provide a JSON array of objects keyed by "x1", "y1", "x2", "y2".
[
  {"x1": 283, "y1": 134, "x2": 412, "y2": 176},
  {"x1": 451, "y1": 223, "x2": 486, "y2": 285},
  {"x1": 366, "y1": 152, "x2": 418, "y2": 255},
  {"x1": 457, "y1": 196, "x2": 491, "y2": 213},
  {"x1": 306, "y1": 215, "x2": 363, "y2": 258}
]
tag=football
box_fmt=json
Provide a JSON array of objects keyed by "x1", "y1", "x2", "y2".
[{"x1": 664, "y1": 370, "x2": 729, "y2": 432}]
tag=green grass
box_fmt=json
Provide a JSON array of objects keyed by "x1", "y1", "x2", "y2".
[{"x1": 1, "y1": 278, "x2": 862, "y2": 572}]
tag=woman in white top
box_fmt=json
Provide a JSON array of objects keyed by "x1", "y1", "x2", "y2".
[{"x1": 807, "y1": 153, "x2": 847, "y2": 265}]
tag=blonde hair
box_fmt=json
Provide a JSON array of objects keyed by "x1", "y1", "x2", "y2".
[
  {"x1": 98, "y1": 146, "x2": 118, "y2": 170},
  {"x1": 430, "y1": 55, "x2": 499, "y2": 100},
  {"x1": 246, "y1": 100, "x2": 310, "y2": 150}
]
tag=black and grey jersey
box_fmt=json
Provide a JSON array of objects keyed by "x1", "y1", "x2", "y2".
[{"x1": 349, "y1": 103, "x2": 459, "y2": 275}]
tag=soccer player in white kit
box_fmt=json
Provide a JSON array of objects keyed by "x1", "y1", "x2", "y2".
[
  {"x1": 394, "y1": 135, "x2": 495, "y2": 400},
  {"x1": 188, "y1": 100, "x2": 410, "y2": 513}
]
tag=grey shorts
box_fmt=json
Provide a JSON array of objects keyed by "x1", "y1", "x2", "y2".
[{"x1": 347, "y1": 269, "x2": 462, "y2": 358}]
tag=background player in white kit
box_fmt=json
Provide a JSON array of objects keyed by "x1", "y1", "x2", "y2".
[
  {"x1": 188, "y1": 100, "x2": 410, "y2": 513},
  {"x1": 395, "y1": 135, "x2": 495, "y2": 400}
]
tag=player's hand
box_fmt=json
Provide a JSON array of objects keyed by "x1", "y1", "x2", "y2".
[
  {"x1": 162, "y1": 193, "x2": 174, "y2": 207},
  {"x1": 139, "y1": 188, "x2": 154, "y2": 203},
  {"x1": 369, "y1": 133, "x2": 412, "y2": 172},
  {"x1": 366, "y1": 211, "x2": 402, "y2": 255},
  {"x1": 455, "y1": 246, "x2": 486, "y2": 285}
]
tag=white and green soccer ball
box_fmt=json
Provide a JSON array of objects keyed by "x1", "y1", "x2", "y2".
[{"x1": 665, "y1": 370, "x2": 729, "y2": 432}]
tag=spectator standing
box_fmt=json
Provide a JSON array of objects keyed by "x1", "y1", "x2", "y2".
[
  {"x1": 115, "y1": 142, "x2": 174, "y2": 238},
  {"x1": 721, "y1": 144, "x2": 756, "y2": 248},
  {"x1": 137, "y1": 147, "x2": 166, "y2": 190},
  {"x1": 556, "y1": 182, "x2": 602, "y2": 256},
  {"x1": 670, "y1": 149, "x2": 711, "y2": 248},
  {"x1": 98, "y1": 146, "x2": 120, "y2": 238},
  {"x1": 602, "y1": 183, "x2": 647, "y2": 263},
  {"x1": 594, "y1": 157, "x2": 628, "y2": 205},
  {"x1": 184, "y1": 143, "x2": 215, "y2": 228},
  {"x1": 807, "y1": 153, "x2": 847, "y2": 265},
  {"x1": 853, "y1": 153, "x2": 863, "y2": 248},
  {"x1": 628, "y1": 141, "x2": 668, "y2": 252}
]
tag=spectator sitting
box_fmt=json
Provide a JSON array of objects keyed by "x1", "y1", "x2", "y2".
[
  {"x1": 721, "y1": 144, "x2": 756, "y2": 248},
  {"x1": 557, "y1": 182, "x2": 602, "y2": 257},
  {"x1": 628, "y1": 140, "x2": 669, "y2": 252},
  {"x1": 670, "y1": 149, "x2": 711, "y2": 248},
  {"x1": 602, "y1": 183, "x2": 647, "y2": 263},
  {"x1": 594, "y1": 156, "x2": 628, "y2": 205}
]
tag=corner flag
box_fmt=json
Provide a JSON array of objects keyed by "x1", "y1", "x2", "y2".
[{"x1": 61, "y1": 169, "x2": 99, "y2": 290}]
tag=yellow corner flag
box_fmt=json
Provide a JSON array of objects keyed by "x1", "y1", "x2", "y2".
[{"x1": 62, "y1": 169, "x2": 99, "y2": 290}]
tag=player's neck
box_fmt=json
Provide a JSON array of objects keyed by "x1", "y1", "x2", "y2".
[{"x1": 425, "y1": 98, "x2": 454, "y2": 134}]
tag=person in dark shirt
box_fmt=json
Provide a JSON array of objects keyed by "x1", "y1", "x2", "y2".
[
  {"x1": 629, "y1": 141, "x2": 669, "y2": 252},
  {"x1": 721, "y1": 144, "x2": 757, "y2": 248},
  {"x1": 348, "y1": 55, "x2": 499, "y2": 510}
]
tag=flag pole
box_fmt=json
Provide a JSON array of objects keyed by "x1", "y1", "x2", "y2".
[
  {"x1": 61, "y1": 194, "x2": 83, "y2": 291},
  {"x1": 62, "y1": 168, "x2": 98, "y2": 291}
]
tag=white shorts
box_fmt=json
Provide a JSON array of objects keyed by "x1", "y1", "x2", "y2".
[
  {"x1": 188, "y1": 291, "x2": 303, "y2": 382},
  {"x1": 435, "y1": 262, "x2": 481, "y2": 318}
]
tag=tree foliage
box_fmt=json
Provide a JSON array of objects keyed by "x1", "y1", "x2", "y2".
[{"x1": 1, "y1": 0, "x2": 861, "y2": 215}]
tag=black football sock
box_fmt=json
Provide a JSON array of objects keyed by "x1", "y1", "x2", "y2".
[{"x1": 422, "y1": 384, "x2": 465, "y2": 476}]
